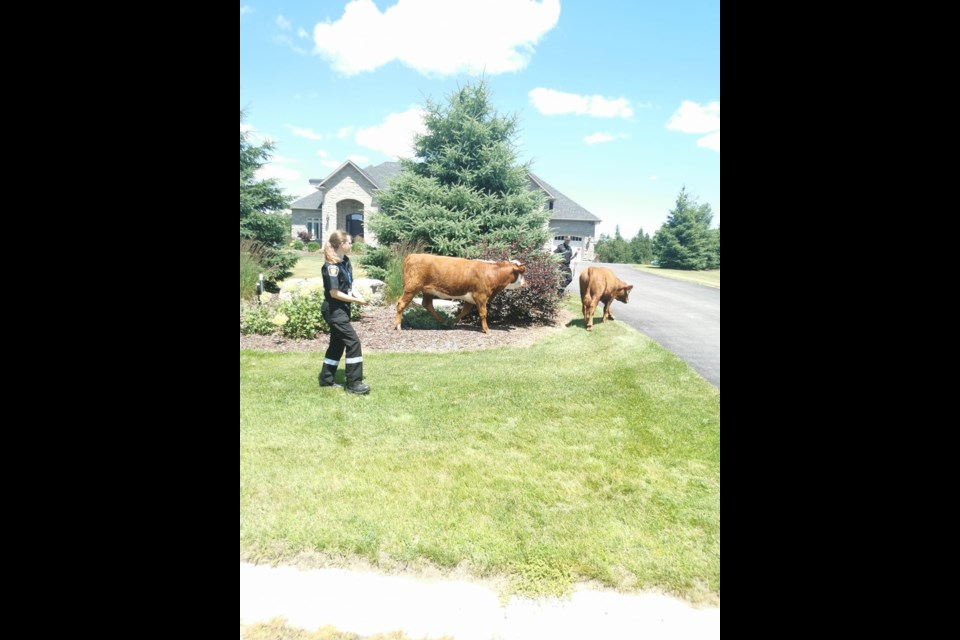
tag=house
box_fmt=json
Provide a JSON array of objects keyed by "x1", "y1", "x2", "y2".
[{"x1": 290, "y1": 161, "x2": 602, "y2": 260}]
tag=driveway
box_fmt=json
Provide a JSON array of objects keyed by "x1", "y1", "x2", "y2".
[{"x1": 569, "y1": 263, "x2": 720, "y2": 388}]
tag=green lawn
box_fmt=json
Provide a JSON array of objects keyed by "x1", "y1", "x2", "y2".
[
  {"x1": 288, "y1": 252, "x2": 327, "y2": 279},
  {"x1": 240, "y1": 316, "x2": 720, "y2": 603},
  {"x1": 633, "y1": 265, "x2": 720, "y2": 288}
]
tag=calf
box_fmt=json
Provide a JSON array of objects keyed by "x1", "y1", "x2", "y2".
[
  {"x1": 579, "y1": 267, "x2": 634, "y2": 332},
  {"x1": 395, "y1": 254, "x2": 527, "y2": 334}
]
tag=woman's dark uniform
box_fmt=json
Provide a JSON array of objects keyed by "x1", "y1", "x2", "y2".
[{"x1": 319, "y1": 255, "x2": 369, "y2": 394}]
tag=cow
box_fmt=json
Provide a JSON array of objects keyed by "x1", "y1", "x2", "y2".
[
  {"x1": 394, "y1": 254, "x2": 527, "y2": 334},
  {"x1": 579, "y1": 266, "x2": 634, "y2": 332}
]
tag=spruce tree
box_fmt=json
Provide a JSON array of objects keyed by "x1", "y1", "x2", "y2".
[
  {"x1": 370, "y1": 80, "x2": 549, "y2": 257},
  {"x1": 653, "y1": 187, "x2": 719, "y2": 270}
]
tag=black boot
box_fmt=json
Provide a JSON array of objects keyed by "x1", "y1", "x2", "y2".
[
  {"x1": 318, "y1": 361, "x2": 342, "y2": 389},
  {"x1": 345, "y1": 381, "x2": 371, "y2": 395},
  {"x1": 344, "y1": 359, "x2": 368, "y2": 394}
]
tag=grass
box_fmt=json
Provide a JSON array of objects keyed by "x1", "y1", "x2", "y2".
[
  {"x1": 240, "y1": 312, "x2": 720, "y2": 602},
  {"x1": 289, "y1": 252, "x2": 369, "y2": 280},
  {"x1": 633, "y1": 265, "x2": 720, "y2": 288},
  {"x1": 289, "y1": 253, "x2": 328, "y2": 279}
]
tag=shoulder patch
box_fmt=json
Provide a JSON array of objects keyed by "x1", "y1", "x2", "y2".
[{"x1": 327, "y1": 265, "x2": 339, "y2": 277}]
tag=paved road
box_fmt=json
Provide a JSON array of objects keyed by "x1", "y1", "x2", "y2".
[{"x1": 568, "y1": 263, "x2": 720, "y2": 388}]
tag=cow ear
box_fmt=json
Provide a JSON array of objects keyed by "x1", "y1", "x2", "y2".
[{"x1": 626, "y1": 285, "x2": 634, "y2": 292}]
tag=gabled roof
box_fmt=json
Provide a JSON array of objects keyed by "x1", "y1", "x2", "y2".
[
  {"x1": 297, "y1": 161, "x2": 601, "y2": 223},
  {"x1": 527, "y1": 172, "x2": 601, "y2": 223},
  {"x1": 316, "y1": 159, "x2": 380, "y2": 189}
]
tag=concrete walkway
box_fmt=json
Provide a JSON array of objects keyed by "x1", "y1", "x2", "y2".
[{"x1": 240, "y1": 562, "x2": 719, "y2": 639}]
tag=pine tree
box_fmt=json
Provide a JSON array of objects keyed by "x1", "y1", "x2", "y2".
[
  {"x1": 370, "y1": 80, "x2": 549, "y2": 257},
  {"x1": 630, "y1": 227, "x2": 654, "y2": 264},
  {"x1": 240, "y1": 109, "x2": 291, "y2": 246},
  {"x1": 653, "y1": 187, "x2": 719, "y2": 270}
]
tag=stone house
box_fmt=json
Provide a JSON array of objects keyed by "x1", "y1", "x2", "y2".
[{"x1": 291, "y1": 161, "x2": 601, "y2": 260}]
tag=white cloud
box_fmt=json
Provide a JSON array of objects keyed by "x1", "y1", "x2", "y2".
[
  {"x1": 649, "y1": 175, "x2": 659, "y2": 181},
  {"x1": 529, "y1": 88, "x2": 633, "y2": 119},
  {"x1": 348, "y1": 154, "x2": 370, "y2": 165},
  {"x1": 256, "y1": 161, "x2": 302, "y2": 183},
  {"x1": 697, "y1": 131, "x2": 720, "y2": 152},
  {"x1": 355, "y1": 107, "x2": 427, "y2": 159},
  {"x1": 667, "y1": 100, "x2": 720, "y2": 152},
  {"x1": 286, "y1": 124, "x2": 324, "y2": 140},
  {"x1": 276, "y1": 15, "x2": 292, "y2": 30},
  {"x1": 274, "y1": 34, "x2": 308, "y2": 54},
  {"x1": 316, "y1": 149, "x2": 329, "y2": 158},
  {"x1": 667, "y1": 100, "x2": 720, "y2": 134},
  {"x1": 337, "y1": 127, "x2": 353, "y2": 139},
  {"x1": 320, "y1": 159, "x2": 342, "y2": 169},
  {"x1": 313, "y1": 0, "x2": 561, "y2": 76},
  {"x1": 298, "y1": 27, "x2": 308, "y2": 39},
  {"x1": 583, "y1": 132, "x2": 628, "y2": 145},
  {"x1": 240, "y1": 122, "x2": 254, "y2": 134},
  {"x1": 240, "y1": 5, "x2": 253, "y2": 17}
]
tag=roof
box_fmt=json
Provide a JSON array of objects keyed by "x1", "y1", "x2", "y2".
[
  {"x1": 527, "y1": 172, "x2": 601, "y2": 223},
  {"x1": 290, "y1": 191, "x2": 323, "y2": 210},
  {"x1": 362, "y1": 161, "x2": 402, "y2": 189},
  {"x1": 297, "y1": 161, "x2": 600, "y2": 223}
]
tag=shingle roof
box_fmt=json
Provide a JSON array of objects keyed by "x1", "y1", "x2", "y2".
[
  {"x1": 362, "y1": 161, "x2": 402, "y2": 189},
  {"x1": 295, "y1": 161, "x2": 600, "y2": 223},
  {"x1": 527, "y1": 172, "x2": 601, "y2": 222},
  {"x1": 290, "y1": 191, "x2": 324, "y2": 210}
]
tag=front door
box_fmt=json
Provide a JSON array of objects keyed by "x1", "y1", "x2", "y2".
[{"x1": 347, "y1": 213, "x2": 364, "y2": 240}]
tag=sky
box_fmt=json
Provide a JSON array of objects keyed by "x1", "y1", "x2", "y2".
[{"x1": 240, "y1": 0, "x2": 719, "y2": 239}]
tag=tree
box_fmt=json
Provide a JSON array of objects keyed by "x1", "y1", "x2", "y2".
[
  {"x1": 240, "y1": 110, "x2": 296, "y2": 284},
  {"x1": 653, "y1": 187, "x2": 719, "y2": 270},
  {"x1": 240, "y1": 109, "x2": 291, "y2": 245},
  {"x1": 629, "y1": 227, "x2": 654, "y2": 264},
  {"x1": 369, "y1": 80, "x2": 550, "y2": 257},
  {"x1": 594, "y1": 226, "x2": 632, "y2": 263}
]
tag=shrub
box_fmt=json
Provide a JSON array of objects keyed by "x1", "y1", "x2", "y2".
[
  {"x1": 240, "y1": 239, "x2": 267, "y2": 300},
  {"x1": 402, "y1": 305, "x2": 454, "y2": 330},
  {"x1": 306, "y1": 241, "x2": 321, "y2": 252},
  {"x1": 362, "y1": 265, "x2": 388, "y2": 281},
  {"x1": 478, "y1": 241, "x2": 564, "y2": 326},
  {"x1": 240, "y1": 291, "x2": 363, "y2": 338},
  {"x1": 292, "y1": 240, "x2": 305, "y2": 250},
  {"x1": 297, "y1": 230, "x2": 312, "y2": 244}
]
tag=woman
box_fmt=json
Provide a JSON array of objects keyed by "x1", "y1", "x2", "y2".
[{"x1": 318, "y1": 230, "x2": 370, "y2": 395}]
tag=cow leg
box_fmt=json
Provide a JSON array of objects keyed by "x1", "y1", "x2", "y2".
[
  {"x1": 453, "y1": 302, "x2": 475, "y2": 326},
  {"x1": 422, "y1": 294, "x2": 448, "y2": 326},
  {"x1": 394, "y1": 291, "x2": 417, "y2": 330},
  {"x1": 475, "y1": 295, "x2": 491, "y2": 333},
  {"x1": 584, "y1": 297, "x2": 596, "y2": 331}
]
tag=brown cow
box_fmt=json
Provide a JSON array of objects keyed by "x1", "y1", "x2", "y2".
[
  {"x1": 579, "y1": 267, "x2": 634, "y2": 332},
  {"x1": 395, "y1": 254, "x2": 527, "y2": 334}
]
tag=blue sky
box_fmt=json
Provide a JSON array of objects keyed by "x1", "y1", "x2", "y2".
[{"x1": 240, "y1": 0, "x2": 719, "y2": 239}]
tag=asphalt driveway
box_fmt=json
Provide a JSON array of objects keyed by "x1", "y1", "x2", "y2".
[{"x1": 568, "y1": 263, "x2": 720, "y2": 388}]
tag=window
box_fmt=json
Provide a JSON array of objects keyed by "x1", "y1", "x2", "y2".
[
  {"x1": 307, "y1": 217, "x2": 321, "y2": 241},
  {"x1": 554, "y1": 235, "x2": 583, "y2": 242}
]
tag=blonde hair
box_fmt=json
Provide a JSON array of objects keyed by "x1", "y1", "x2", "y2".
[{"x1": 324, "y1": 230, "x2": 351, "y2": 264}]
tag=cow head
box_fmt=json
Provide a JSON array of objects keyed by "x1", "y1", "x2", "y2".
[
  {"x1": 506, "y1": 261, "x2": 527, "y2": 290},
  {"x1": 616, "y1": 283, "x2": 634, "y2": 303}
]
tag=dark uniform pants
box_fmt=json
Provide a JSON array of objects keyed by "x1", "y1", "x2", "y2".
[{"x1": 319, "y1": 303, "x2": 364, "y2": 386}]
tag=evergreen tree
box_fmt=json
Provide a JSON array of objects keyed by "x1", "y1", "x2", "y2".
[
  {"x1": 370, "y1": 80, "x2": 549, "y2": 257},
  {"x1": 239, "y1": 110, "x2": 295, "y2": 284},
  {"x1": 595, "y1": 226, "x2": 632, "y2": 263},
  {"x1": 653, "y1": 187, "x2": 719, "y2": 270},
  {"x1": 629, "y1": 227, "x2": 654, "y2": 264},
  {"x1": 240, "y1": 109, "x2": 291, "y2": 245}
]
